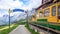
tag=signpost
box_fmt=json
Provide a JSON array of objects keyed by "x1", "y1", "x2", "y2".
[
  {"x1": 25, "y1": 10, "x2": 29, "y2": 27},
  {"x1": 8, "y1": 9, "x2": 24, "y2": 28},
  {"x1": 9, "y1": 9, "x2": 10, "y2": 29}
]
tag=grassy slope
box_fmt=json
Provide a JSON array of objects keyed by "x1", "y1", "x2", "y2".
[
  {"x1": 0, "y1": 26, "x2": 7, "y2": 29},
  {"x1": 0, "y1": 21, "x2": 26, "y2": 34},
  {"x1": 25, "y1": 24, "x2": 39, "y2": 34},
  {"x1": 0, "y1": 23, "x2": 19, "y2": 34}
]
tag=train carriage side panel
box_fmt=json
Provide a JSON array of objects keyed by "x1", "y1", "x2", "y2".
[
  {"x1": 44, "y1": 3, "x2": 57, "y2": 23},
  {"x1": 57, "y1": 2, "x2": 60, "y2": 23}
]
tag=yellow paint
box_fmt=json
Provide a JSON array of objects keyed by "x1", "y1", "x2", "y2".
[
  {"x1": 36, "y1": 2, "x2": 60, "y2": 23},
  {"x1": 44, "y1": 2, "x2": 60, "y2": 23},
  {"x1": 31, "y1": 2, "x2": 60, "y2": 23},
  {"x1": 31, "y1": 13, "x2": 37, "y2": 22},
  {"x1": 53, "y1": 0, "x2": 57, "y2": 2}
]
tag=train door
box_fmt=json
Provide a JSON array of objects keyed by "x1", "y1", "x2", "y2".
[
  {"x1": 58, "y1": 5, "x2": 60, "y2": 23},
  {"x1": 50, "y1": 6, "x2": 57, "y2": 22}
]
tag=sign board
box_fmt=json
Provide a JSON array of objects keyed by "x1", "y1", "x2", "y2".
[{"x1": 13, "y1": 9, "x2": 24, "y2": 12}]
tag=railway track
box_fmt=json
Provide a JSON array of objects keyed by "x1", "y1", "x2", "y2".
[{"x1": 29, "y1": 23, "x2": 60, "y2": 34}]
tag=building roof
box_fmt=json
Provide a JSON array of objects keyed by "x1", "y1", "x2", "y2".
[{"x1": 36, "y1": 0, "x2": 54, "y2": 10}]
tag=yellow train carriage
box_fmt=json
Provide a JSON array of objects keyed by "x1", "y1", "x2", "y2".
[
  {"x1": 37, "y1": 9, "x2": 47, "y2": 19},
  {"x1": 42, "y1": 2, "x2": 60, "y2": 23},
  {"x1": 31, "y1": 13, "x2": 37, "y2": 22}
]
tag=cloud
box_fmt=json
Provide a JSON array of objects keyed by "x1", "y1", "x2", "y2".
[
  {"x1": 0, "y1": 0, "x2": 42, "y2": 10},
  {"x1": 0, "y1": 0, "x2": 23, "y2": 9},
  {"x1": 19, "y1": 0, "x2": 42, "y2": 10},
  {"x1": 19, "y1": 0, "x2": 30, "y2": 5},
  {"x1": 0, "y1": 0, "x2": 42, "y2": 25}
]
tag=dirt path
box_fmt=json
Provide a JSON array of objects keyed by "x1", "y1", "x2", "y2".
[{"x1": 9, "y1": 25, "x2": 31, "y2": 34}]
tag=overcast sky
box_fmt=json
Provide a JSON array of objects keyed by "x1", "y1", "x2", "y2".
[
  {"x1": 0, "y1": 0, "x2": 42, "y2": 25},
  {"x1": 0, "y1": 0, "x2": 42, "y2": 10}
]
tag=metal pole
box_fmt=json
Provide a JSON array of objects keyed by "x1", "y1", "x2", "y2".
[
  {"x1": 27, "y1": 10, "x2": 29, "y2": 26},
  {"x1": 25, "y1": 10, "x2": 29, "y2": 27},
  {"x1": 9, "y1": 9, "x2": 10, "y2": 29}
]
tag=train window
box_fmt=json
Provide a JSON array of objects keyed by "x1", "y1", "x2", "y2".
[
  {"x1": 58, "y1": 5, "x2": 60, "y2": 16},
  {"x1": 44, "y1": 9, "x2": 50, "y2": 17},
  {"x1": 39, "y1": 11, "x2": 43, "y2": 17},
  {"x1": 46, "y1": 0, "x2": 51, "y2": 2},
  {"x1": 39, "y1": 13, "x2": 43, "y2": 17},
  {"x1": 52, "y1": 6, "x2": 56, "y2": 16},
  {"x1": 57, "y1": 0, "x2": 60, "y2": 2}
]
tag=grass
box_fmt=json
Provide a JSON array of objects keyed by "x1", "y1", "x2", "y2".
[
  {"x1": 0, "y1": 23, "x2": 19, "y2": 34},
  {"x1": 0, "y1": 26, "x2": 7, "y2": 29},
  {"x1": 0, "y1": 21, "x2": 26, "y2": 34},
  {"x1": 25, "y1": 24, "x2": 39, "y2": 34}
]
